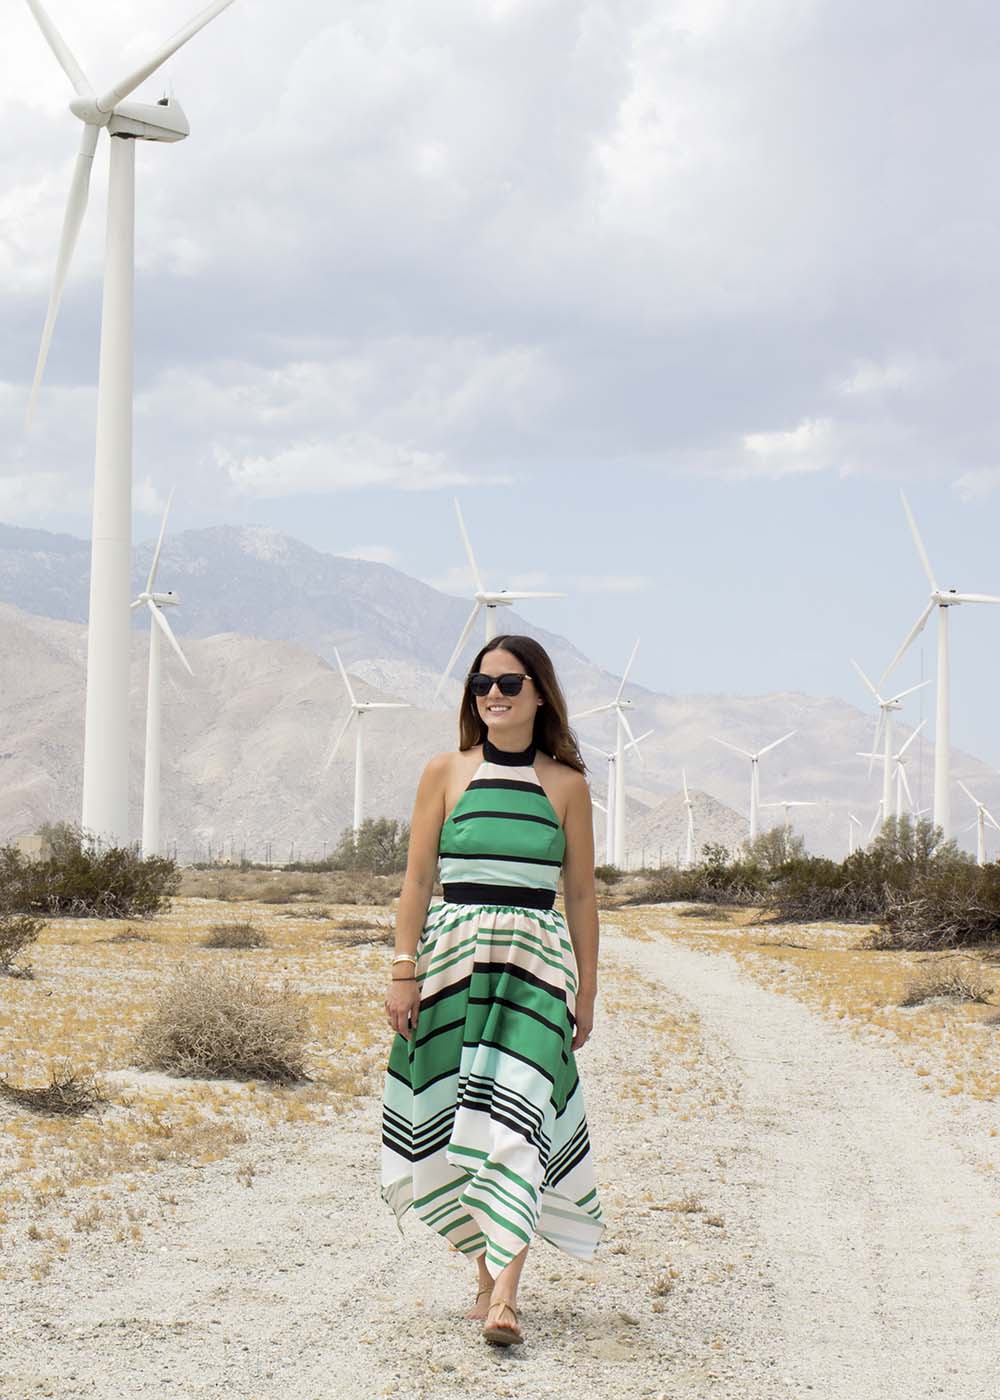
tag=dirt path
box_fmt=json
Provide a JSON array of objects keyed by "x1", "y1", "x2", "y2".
[{"x1": 3, "y1": 925, "x2": 998, "y2": 1399}]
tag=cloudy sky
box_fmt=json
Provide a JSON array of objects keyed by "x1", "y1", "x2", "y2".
[{"x1": 4, "y1": 0, "x2": 1000, "y2": 777}]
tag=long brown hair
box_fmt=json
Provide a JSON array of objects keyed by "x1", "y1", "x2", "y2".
[{"x1": 458, "y1": 634, "x2": 587, "y2": 775}]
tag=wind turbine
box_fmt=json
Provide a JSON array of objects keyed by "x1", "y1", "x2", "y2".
[
  {"x1": 848, "y1": 812, "x2": 863, "y2": 857},
  {"x1": 24, "y1": 0, "x2": 238, "y2": 845},
  {"x1": 433, "y1": 498, "x2": 566, "y2": 699},
  {"x1": 851, "y1": 659, "x2": 931, "y2": 831},
  {"x1": 710, "y1": 730, "x2": 796, "y2": 841},
  {"x1": 581, "y1": 727, "x2": 653, "y2": 865},
  {"x1": 879, "y1": 491, "x2": 1000, "y2": 841},
  {"x1": 131, "y1": 490, "x2": 192, "y2": 857},
  {"x1": 957, "y1": 781, "x2": 1000, "y2": 867},
  {"x1": 857, "y1": 721, "x2": 926, "y2": 821},
  {"x1": 571, "y1": 639, "x2": 644, "y2": 867},
  {"x1": 324, "y1": 649, "x2": 410, "y2": 836},
  {"x1": 682, "y1": 769, "x2": 695, "y2": 867},
  {"x1": 760, "y1": 799, "x2": 817, "y2": 831}
]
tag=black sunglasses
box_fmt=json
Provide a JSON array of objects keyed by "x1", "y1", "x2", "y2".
[{"x1": 468, "y1": 672, "x2": 533, "y2": 697}]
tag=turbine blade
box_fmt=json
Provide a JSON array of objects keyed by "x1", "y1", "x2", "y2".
[
  {"x1": 850, "y1": 658, "x2": 879, "y2": 701},
  {"x1": 984, "y1": 808, "x2": 1000, "y2": 833},
  {"x1": 148, "y1": 601, "x2": 193, "y2": 676},
  {"x1": 878, "y1": 601, "x2": 935, "y2": 687},
  {"x1": 625, "y1": 728, "x2": 653, "y2": 753},
  {"x1": 453, "y1": 498, "x2": 485, "y2": 595},
  {"x1": 887, "y1": 677, "x2": 933, "y2": 704},
  {"x1": 682, "y1": 767, "x2": 690, "y2": 802},
  {"x1": 949, "y1": 593, "x2": 1000, "y2": 605},
  {"x1": 26, "y1": 123, "x2": 99, "y2": 426},
  {"x1": 333, "y1": 646, "x2": 357, "y2": 704},
  {"x1": 323, "y1": 709, "x2": 355, "y2": 771},
  {"x1": 570, "y1": 703, "x2": 615, "y2": 720},
  {"x1": 957, "y1": 780, "x2": 979, "y2": 807},
  {"x1": 758, "y1": 730, "x2": 796, "y2": 758},
  {"x1": 619, "y1": 710, "x2": 641, "y2": 760},
  {"x1": 899, "y1": 766, "x2": 914, "y2": 808},
  {"x1": 896, "y1": 719, "x2": 926, "y2": 758},
  {"x1": 614, "y1": 637, "x2": 640, "y2": 703},
  {"x1": 900, "y1": 490, "x2": 938, "y2": 592},
  {"x1": 97, "y1": 0, "x2": 238, "y2": 111},
  {"x1": 710, "y1": 736, "x2": 754, "y2": 760},
  {"x1": 490, "y1": 590, "x2": 567, "y2": 601},
  {"x1": 580, "y1": 739, "x2": 611, "y2": 758},
  {"x1": 868, "y1": 710, "x2": 884, "y2": 781},
  {"x1": 433, "y1": 602, "x2": 481, "y2": 700},
  {"x1": 145, "y1": 486, "x2": 175, "y2": 593},
  {"x1": 24, "y1": 0, "x2": 94, "y2": 97}
]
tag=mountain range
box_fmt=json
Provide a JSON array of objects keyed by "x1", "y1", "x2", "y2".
[{"x1": 2, "y1": 520, "x2": 997, "y2": 862}]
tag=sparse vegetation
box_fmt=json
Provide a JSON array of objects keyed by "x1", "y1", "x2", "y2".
[
  {"x1": 0, "y1": 822, "x2": 179, "y2": 919},
  {"x1": 0, "y1": 1065, "x2": 107, "y2": 1117},
  {"x1": 202, "y1": 920, "x2": 269, "y2": 949},
  {"x1": 134, "y1": 965, "x2": 309, "y2": 1081},
  {"x1": 0, "y1": 913, "x2": 43, "y2": 976},
  {"x1": 898, "y1": 963, "x2": 994, "y2": 1008}
]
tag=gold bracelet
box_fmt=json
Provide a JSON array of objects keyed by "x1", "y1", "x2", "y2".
[{"x1": 392, "y1": 953, "x2": 418, "y2": 965}]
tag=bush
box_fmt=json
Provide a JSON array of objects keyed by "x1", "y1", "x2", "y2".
[
  {"x1": 202, "y1": 921, "x2": 269, "y2": 949},
  {"x1": 0, "y1": 1063, "x2": 107, "y2": 1116},
  {"x1": 898, "y1": 962, "x2": 995, "y2": 1007},
  {"x1": 0, "y1": 913, "x2": 43, "y2": 975},
  {"x1": 322, "y1": 818, "x2": 410, "y2": 874},
  {"x1": 134, "y1": 966, "x2": 308, "y2": 1081},
  {"x1": 0, "y1": 825, "x2": 179, "y2": 919}
]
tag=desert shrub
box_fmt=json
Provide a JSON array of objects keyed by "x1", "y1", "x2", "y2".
[
  {"x1": 593, "y1": 864, "x2": 624, "y2": 885},
  {"x1": 134, "y1": 966, "x2": 307, "y2": 1081},
  {"x1": 898, "y1": 962, "x2": 995, "y2": 1007},
  {"x1": 322, "y1": 818, "x2": 410, "y2": 874},
  {"x1": 202, "y1": 921, "x2": 269, "y2": 949},
  {"x1": 0, "y1": 825, "x2": 178, "y2": 919},
  {"x1": 0, "y1": 913, "x2": 43, "y2": 976},
  {"x1": 0, "y1": 1064, "x2": 107, "y2": 1116}
]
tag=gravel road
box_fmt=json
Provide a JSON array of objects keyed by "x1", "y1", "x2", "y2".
[{"x1": 2, "y1": 925, "x2": 997, "y2": 1400}]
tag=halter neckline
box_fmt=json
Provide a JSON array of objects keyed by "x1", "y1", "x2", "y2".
[{"x1": 483, "y1": 735, "x2": 536, "y2": 767}]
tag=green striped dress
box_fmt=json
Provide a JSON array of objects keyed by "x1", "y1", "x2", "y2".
[{"x1": 381, "y1": 737, "x2": 605, "y2": 1277}]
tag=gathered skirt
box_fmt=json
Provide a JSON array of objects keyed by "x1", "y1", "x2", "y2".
[{"x1": 380, "y1": 898, "x2": 605, "y2": 1277}]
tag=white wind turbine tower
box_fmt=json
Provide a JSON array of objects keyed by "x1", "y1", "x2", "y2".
[
  {"x1": 433, "y1": 498, "x2": 567, "y2": 698},
  {"x1": 857, "y1": 721, "x2": 926, "y2": 821},
  {"x1": 957, "y1": 782, "x2": 1000, "y2": 867},
  {"x1": 571, "y1": 639, "x2": 644, "y2": 867},
  {"x1": 848, "y1": 812, "x2": 863, "y2": 857},
  {"x1": 851, "y1": 659, "x2": 931, "y2": 831},
  {"x1": 880, "y1": 491, "x2": 1000, "y2": 842},
  {"x1": 581, "y1": 728, "x2": 653, "y2": 865},
  {"x1": 760, "y1": 799, "x2": 816, "y2": 831},
  {"x1": 710, "y1": 730, "x2": 796, "y2": 842},
  {"x1": 324, "y1": 649, "x2": 410, "y2": 836},
  {"x1": 132, "y1": 490, "x2": 192, "y2": 857},
  {"x1": 682, "y1": 769, "x2": 695, "y2": 867},
  {"x1": 24, "y1": 0, "x2": 238, "y2": 845}
]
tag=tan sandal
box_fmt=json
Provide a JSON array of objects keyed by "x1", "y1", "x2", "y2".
[
  {"x1": 465, "y1": 1286, "x2": 492, "y2": 1319},
  {"x1": 483, "y1": 1298, "x2": 523, "y2": 1347}
]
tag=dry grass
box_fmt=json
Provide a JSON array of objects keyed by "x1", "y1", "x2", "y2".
[
  {"x1": 134, "y1": 965, "x2": 307, "y2": 1081},
  {"x1": 898, "y1": 964, "x2": 994, "y2": 1008},
  {"x1": 202, "y1": 920, "x2": 269, "y2": 950},
  {"x1": 0, "y1": 1065, "x2": 107, "y2": 1116}
]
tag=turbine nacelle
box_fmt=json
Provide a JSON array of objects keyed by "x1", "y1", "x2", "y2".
[{"x1": 68, "y1": 95, "x2": 190, "y2": 141}]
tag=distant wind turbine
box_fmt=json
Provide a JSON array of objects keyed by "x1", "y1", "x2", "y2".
[
  {"x1": 848, "y1": 812, "x2": 863, "y2": 857},
  {"x1": 682, "y1": 769, "x2": 695, "y2": 867},
  {"x1": 851, "y1": 659, "x2": 931, "y2": 832},
  {"x1": 879, "y1": 491, "x2": 1000, "y2": 840},
  {"x1": 434, "y1": 498, "x2": 566, "y2": 699},
  {"x1": 571, "y1": 639, "x2": 645, "y2": 867},
  {"x1": 957, "y1": 781, "x2": 1000, "y2": 867},
  {"x1": 23, "y1": 0, "x2": 239, "y2": 844},
  {"x1": 760, "y1": 799, "x2": 816, "y2": 831},
  {"x1": 324, "y1": 648, "x2": 410, "y2": 835},
  {"x1": 710, "y1": 730, "x2": 797, "y2": 841},
  {"x1": 857, "y1": 721, "x2": 926, "y2": 821},
  {"x1": 581, "y1": 727, "x2": 653, "y2": 865},
  {"x1": 131, "y1": 489, "x2": 192, "y2": 858}
]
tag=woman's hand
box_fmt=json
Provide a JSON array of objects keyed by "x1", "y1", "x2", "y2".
[
  {"x1": 385, "y1": 977, "x2": 421, "y2": 1041},
  {"x1": 571, "y1": 988, "x2": 595, "y2": 1052}
]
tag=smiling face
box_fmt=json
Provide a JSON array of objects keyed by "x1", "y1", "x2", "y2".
[{"x1": 472, "y1": 647, "x2": 543, "y2": 746}]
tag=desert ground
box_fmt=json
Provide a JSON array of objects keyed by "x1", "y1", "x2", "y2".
[{"x1": 1, "y1": 884, "x2": 999, "y2": 1399}]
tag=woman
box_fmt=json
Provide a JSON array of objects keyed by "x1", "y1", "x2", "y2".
[{"x1": 381, "y1": 634, "x2": 604, "y2": 1347}]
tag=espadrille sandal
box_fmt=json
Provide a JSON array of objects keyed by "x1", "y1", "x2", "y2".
[{"x1": 483, "y1": 1299, "x2": 523, "y2": 1346}]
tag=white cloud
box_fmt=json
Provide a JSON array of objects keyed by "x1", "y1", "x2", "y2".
[
  {"x1": 739, "y1": 417, "x2": 836, "y2": 477},
  {"x1": 837, "y1": 355, "x2": 940, "y2": 398},
  {"x1": 953, "y1": 468, "x2": 1000, "y2": 503},
  {"x1": 220, "y1": 433, "x2": 472, "y2": 498}
]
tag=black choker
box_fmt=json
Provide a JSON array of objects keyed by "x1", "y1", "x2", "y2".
[{"x1": 483, "y1": 735, "x2": 536, "y2": 767}]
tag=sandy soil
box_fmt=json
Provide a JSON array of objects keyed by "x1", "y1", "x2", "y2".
[{"x1": 2, "y1": 918, "x2": 998, "y2": 1399}]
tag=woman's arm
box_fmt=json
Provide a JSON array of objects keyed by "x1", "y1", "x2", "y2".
[
  {"x1": 560, "y1": 771, "x2": 598, "y2": 1050},
  {"x1": 385, "y1": 752, "x2": 449, "y2": 1040}
]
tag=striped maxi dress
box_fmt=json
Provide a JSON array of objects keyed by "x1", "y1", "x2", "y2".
[{"x1": 380, "y1": 737, "x2": 605, "y2": 1278}]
